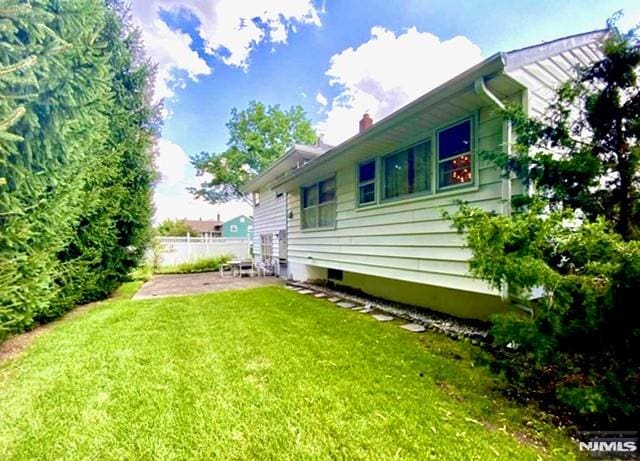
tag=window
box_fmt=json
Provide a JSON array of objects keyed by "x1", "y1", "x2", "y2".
[
  {"x1": 230, "y1": 224, "x2": 238, "y2": 232},
  {"x1": 438, "y1": 119, "x2": 472, "y2": 188},
  {"x1": 260, "y1": 234, "x2": 273, "y2": 262},
  {"x1": 302, "y1": 177, "x2": 336, "y2": 229},
  {"x1": 358, "y1": 159, "x2": 376, "y2": 205},
  {"x1": 328, "y1": 268, "x2": 343, "y2": 281},
  {"x1": 383, "y1": 140, "x2": 431, "y2": 200}
]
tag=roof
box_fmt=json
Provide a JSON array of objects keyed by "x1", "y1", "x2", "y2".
[
  {"x1": 503, "y1": 29, "x2": 607, "y2": 70},
  {"x1": 270, "y1": 29, "x2": 607, "y2": 191},
  {"x1": 183, "y1": 219, "x2": 222, "y2": 233},
  {"x1": 243, "y1": 143, "x2": 333, "y2": 192},
  {"x1": 224, "y1": 214, "x2": 253, "y2": 224}
]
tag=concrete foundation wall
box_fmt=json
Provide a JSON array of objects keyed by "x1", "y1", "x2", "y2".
[{"x1": 290, "y1": 263, "x2": 509, "y2": 321}]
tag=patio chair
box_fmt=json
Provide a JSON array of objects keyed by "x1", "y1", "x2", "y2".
[{"x1": 255, "y1": 259, "x2": 276, "y2": 277}]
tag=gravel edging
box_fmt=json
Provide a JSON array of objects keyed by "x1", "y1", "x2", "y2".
[{"x1": 287, "y1": 281, "x2": 490, "y2": 344}]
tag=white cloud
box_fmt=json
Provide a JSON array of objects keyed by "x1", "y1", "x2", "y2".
[
  {"x1": 317, "y1": 26, "x2": 483, "y2": 145},
  {"x1": 131, "y1": 0, "x2": 321, "y2": 100},
  {"x1": 315, "y1": 91, "x2": 328, "y2": 107},
  {"x1": 153, "y1": 138, "x2": 252, "y2": 223},
  {"x1": 155, "y1": 138, "x2": 190, "y2": 184},
  {"x1": 131, "y1": 2, "x2": 211, "y2": 101},
  {"x1": 153, "y1": 188, "x2": 252, "y2": 223}
]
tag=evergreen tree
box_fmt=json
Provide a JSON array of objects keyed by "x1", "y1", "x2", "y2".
[
  {"x1": 448, "y1": 22, "x2": 639, "y2": 426},
  {"x1": 0, "y1": 0, "x2": 158, "y2": 337}
]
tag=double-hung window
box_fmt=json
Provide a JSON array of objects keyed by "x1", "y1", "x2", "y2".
[
  {"x1": 383, "y1": 140, "x2": 431, "y2": 200},
  {"x1": 302, "y1": 177, "x2": 336, "y2": 229},
  {"x1": 358, "y1": 160, "x2": 376, "y2": 205},
  {"x1": 260, "y1": 234, "x2": 273, "y2": 262},
  {"x1": 437, "y1": 119, "x2": 472, "y2": 188}
]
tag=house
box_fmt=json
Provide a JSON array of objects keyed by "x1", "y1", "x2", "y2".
[
  {"x1": 183, "y1": 217, "x2": 222, "y2": 238},
  {"x1": 244, "y1": 143, "x2": 332, "y2": 275},
  {"x1": 248, "y1": 30, "x2": 607, "y2": 320},
  {"x1": 222, "y1": 215, "x2": 253, "y2": 238}
]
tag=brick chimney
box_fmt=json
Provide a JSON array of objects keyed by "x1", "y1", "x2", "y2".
[{"x1": 359, "y1": 113, "x2": 373, "y2": 133}]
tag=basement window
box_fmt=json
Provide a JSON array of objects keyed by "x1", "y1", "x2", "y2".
[
  {"x1": 328, "y1": 268, "x2": 343, "y2": 281},
  {"x1": 437, "y1": 119, "x2": 473, "y2": 188}
]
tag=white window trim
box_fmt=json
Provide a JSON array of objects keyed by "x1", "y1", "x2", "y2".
[{"x1": 301, "y1": 176, "x2": 337, "y2": 230}]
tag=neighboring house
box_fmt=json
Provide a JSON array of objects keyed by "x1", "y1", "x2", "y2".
[
  {"x1": 244, "y1": 143, "x2": 332, "y2": 276},
  {"x1": 249, "y1": 30, "x2": 607, "y2": 320},
  {"x1": 183, "y1": 217, "x2": 222, "y2": 238},
  {"x1": 222, "y1": 215, "x2": 254, "y2": 238}
]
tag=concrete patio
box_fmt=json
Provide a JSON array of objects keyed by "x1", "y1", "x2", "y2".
[{"x1": 133, "y1": 272, "x2": 282, "y2": 299}]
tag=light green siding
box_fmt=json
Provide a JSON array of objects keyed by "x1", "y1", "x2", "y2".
[
  {"x1": 269, "y1": 32, "x2": 605, "y2": 319},
  {"x1": 287, "y1": 104, "x2": 509, "y2": 305}
]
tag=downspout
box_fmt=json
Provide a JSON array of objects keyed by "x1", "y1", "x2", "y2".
[{"x1": 473, "y1": 77, "x2": 512, "y2": 303}]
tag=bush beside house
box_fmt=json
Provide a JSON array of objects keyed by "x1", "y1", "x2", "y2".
[{"x1": 449, "y1": 25, "x2": 639, "y2": 426}]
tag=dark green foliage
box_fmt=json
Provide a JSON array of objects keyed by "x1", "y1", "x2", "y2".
[
  {"x1": 190, "y1": 101, "x2": 316, "y2": 204},
  {"x1": 488, "y1": 22, "x2": 640, "y2": 240},
  {"x1": 449, "y1": 204, "x2": 640, "y2": 425},
  {"x1": 0, "y1": 1, "x2": 158, "y2": 337},
  {"x1": 155, "y1": 255, "x2": 232, "y2": 274},
  {"x1": 447, "y1": 23, "x2": 640, "y2": 426}
]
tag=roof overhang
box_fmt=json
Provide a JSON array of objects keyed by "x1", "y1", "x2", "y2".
[
  {"x1": 272, "y1": 53, "x2": 512, "y2": 191},
  {"x1": 242, "y1": 144, "x2": 328, "y2": 192},
  {"x1": 503, "y1": 29, "x2": 607, "y2": 71},
  {"x1": 266, "y1": 29, "x2": 606, "y2": 193}
]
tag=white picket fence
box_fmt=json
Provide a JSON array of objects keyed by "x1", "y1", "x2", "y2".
[{"x1": 151, "y1": 236, "x2": 251, "y2": 267}]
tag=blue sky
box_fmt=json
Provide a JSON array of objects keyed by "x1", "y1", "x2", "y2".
[{"x1": 130, "y1": 0, "x2": 639, "y2": 223}]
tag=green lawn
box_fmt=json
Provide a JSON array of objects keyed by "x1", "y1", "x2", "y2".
[{"x1": 0, "y1": 285, "x2": 579, "y2": 460}]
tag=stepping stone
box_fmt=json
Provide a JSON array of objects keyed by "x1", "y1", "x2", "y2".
[
  {"x1": 298, "y1": 289, "x2": 314, "y2": 295},
  {"x1": 357, "y1": 307, "x2": 373, "y2": 314},
  {"x1": 351, "y1": 306, "x2": 363, "y2": 310},
  {"x1": 337, "y1": 302, "x2": 355, "y2": 309},
  {"x1": 314, "y1": 293, "x2": 327, "y2": 298},
  {"x1": 328, "y1": 297, "x2": 341, "y2": 303},
  {"x1": 372, "y1": 314, "x2": 394, "y2": 322},
  {"x1": 400, "y1": 323, "x2": 426, "y2": 333},
  {"x1": 285, "y1": 285, "x2": 298, "y2": 290}
]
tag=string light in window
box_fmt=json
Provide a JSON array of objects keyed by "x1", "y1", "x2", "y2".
[{"x1": 450, "y1": 155, "x2": 471, "y2": 184}]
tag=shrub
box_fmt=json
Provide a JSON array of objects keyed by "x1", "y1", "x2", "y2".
[
  {"x1": 447, "y1": 23, "x2": 640, "y2": 427},
  {"x1": 156, "y1": 256, "x2": 233, "y2": 275},
  {"x1": 449, "y1": 203, "x2": 640, "y2": 426}
]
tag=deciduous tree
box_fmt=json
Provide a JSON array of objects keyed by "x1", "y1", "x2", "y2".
[{"x1": 190, "y1": 101, "x2": 316, "y2": 204}]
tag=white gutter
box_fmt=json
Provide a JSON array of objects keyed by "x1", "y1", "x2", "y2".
[{"x1": 474, "y1": 77, "x2": 512, "y2": 303}]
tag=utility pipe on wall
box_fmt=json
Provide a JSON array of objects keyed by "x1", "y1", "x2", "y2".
[{"x1": 474, "y1": 76, "x2": 512, "y2": 302}]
